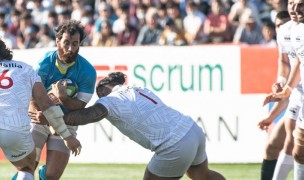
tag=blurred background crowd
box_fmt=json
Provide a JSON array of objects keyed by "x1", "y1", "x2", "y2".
[{"x1": 0, "y1": 0, "x2": 285, "y2": 49}]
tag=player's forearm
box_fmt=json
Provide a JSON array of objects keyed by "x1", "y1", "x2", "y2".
[
  {"x1": 277, "y1": 53, "x2": 290, "y2": 83},
  {"x1": 59, "y1": 96, "x2": 87, "y2": 110},
  {"x1": 268, "y1": 99, "x2": 289, "y2": 119},
  {"x1": 32, "y1": 82, "x2": 55, "y2": 111},
  {"x1": 64, "y1": 103, "x2": 108, "y2": 126}
]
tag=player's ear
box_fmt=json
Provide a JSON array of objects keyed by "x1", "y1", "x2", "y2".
[{"x1": 55, "y1": 38, "x2": 60, "y2": 46}]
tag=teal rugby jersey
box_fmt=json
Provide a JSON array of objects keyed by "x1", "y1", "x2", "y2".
[{"x1": 35, "y1": 50, "x2": 97, "y2": 112}]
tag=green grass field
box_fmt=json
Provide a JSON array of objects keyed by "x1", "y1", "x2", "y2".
[{"x1": 0, "y1": 162, "x2": 294, "y2": 180}]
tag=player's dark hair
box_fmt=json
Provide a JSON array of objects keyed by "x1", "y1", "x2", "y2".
[
  {"x1": 96, "y1": 72, "x2": 126, "y2": 94},
  {"x1": 0, "y1": 39, "x2": 13, "y2": 61},
  {"x1": 275, "y1": 11, "x2": 290, "y2": 21},
  {"x1": 55, "y1": 20, "x2": 86, "y2": 42},
  {"x1": 98, "y1": 72, "x2": 126, "y2": 86}
]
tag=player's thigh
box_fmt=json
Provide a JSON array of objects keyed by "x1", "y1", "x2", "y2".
[
  {"x1": 265, "y1": 119, "x2": 286, "y2": 159},
  {"x1": 11, "y1": 149, "x2": 36, "y2": 173},
  {"x1": 284, "y1": 89, "x2": 301, "y2": 145},
  {"x1": 44, "y1": 127, "x2": 77, "y2": 177},
  {"x1": 0, "y1": 128, "x2": 35, "y2": 171},
  {"x1": 146, "y1": 124, "x2": 205, "y2": 178},
  {"x1": 31, "y1": 124, "x2": 50, "y2": 161},
  {"x1": 47, "y1": 125, "x2": 77, "y2": 154},
  {"x1": 293, "y1": 125, "x2": 304, "y2": 163}
]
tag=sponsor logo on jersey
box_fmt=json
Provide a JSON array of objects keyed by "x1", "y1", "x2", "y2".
[
  {"x1": 288, "y1": 51, "x2": 297, "y2": 59},
  {"x1": 289, "y1": 107, "x2": 297, "y2": 115},
  {"x1": 0, "y1": 62, "x2": 22, "y2": 68},
  {"x1": 296, "y1": 36, "x2": 301, "y2": 42},
  {"x1": 284, "y1": 35, "x2": 291, "y2": 41}
]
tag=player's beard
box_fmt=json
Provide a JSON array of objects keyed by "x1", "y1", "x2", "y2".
[{"x1": 57, "y1": 45, "x2": 79, "y2": 64}]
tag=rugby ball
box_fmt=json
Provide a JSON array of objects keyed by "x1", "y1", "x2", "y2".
[
  {"x1": 48, "y1": 79, "x2": 79, "y2": 97},
  {"x1": 63, "y1": 79, "x2": 79, "y2": 97}
]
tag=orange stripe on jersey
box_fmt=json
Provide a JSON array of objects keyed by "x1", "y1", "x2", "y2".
[{"x1": 241, "y1": 46, "x2": 278, "y2": 94}]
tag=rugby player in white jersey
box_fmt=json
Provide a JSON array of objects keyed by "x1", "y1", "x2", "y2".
[
  {"x1": 0, "y1": 39, "x2": 81, "y2": 180},
  {"x1": 264, "y1": 0, "x2": 304, "y2": 179},
  {"x1": 54, "y1": 72, "x2": 225, "y2": 180},
  {"x1": 259, "y1": 3, "x2": 303, "y2": 179},
  {"x1": 258, "y1": 9, "x2": 296, "y2": 180}
]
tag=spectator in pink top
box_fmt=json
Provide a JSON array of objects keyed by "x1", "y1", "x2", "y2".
[{"x1": 204, "y1": 0, "x2": 232, "y2": 43}]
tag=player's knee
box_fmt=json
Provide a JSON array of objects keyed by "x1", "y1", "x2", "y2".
[{"x1": 265, "y1": 143, "x2": 281, "y2": 159}]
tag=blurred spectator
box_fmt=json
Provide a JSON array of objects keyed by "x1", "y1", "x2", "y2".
[
  {"x1": 142, "y1": 0, "x2": 155, "y2": 8},
  {"x1": 35, "y1": 24, "x2": 56, "y2": 48},
  {"x1": 45, "y1": 10, "x2": 58, "y2": 40},
  {"x1": 270, "y1": 0, "x2": 287, "y2": 23},
  {"x1": 233, "y1": 9, "x2": 264, "y2": 45},
  {"x1": 81, "y1": 9, "x2": 95, "y2": 46},
  {"x1": 204, "y1": 0, "x2": 232, "y2": 43},
  {"x1": 0, "y1": 22, "x2": 17, "y2": 49},
  {"x1": 228, "y1": 0, "x2": 261, "y2": 31},
  {"x1": 109, "y1": 0, "x2": 127, "y2": 18},
  {"x1": 112, "y1": 3, "x2": 137, "y2": 34},
  {"x1": 7, "y1": 9, "x2": 21, "y2": 36},
  {"x1": 93, "y1": 2, "x2": 116, "y2": 35},
  {"x1": 54, "y1": 0, "x2": 71, "y2": 15},
  {"x1": 16, "y1": 11, "x2": 39, "y2": 49},
  {"x1": 14, "y1": 0, "x2": 27, "y2": 13},
  {"x1": 92, "y1": 20, "x2": 118, "y2": 46},
  {"x1": 31, "y1": 0, "x2": 49, "y2": 26},
  {"x1": 23, "y1": 26, "x2": 40, "y2": 48},
  {"x1": 58, "y1": 10, "x2": 72, "y2": 24},
  {"x1": 0, "y1": 11, "x2": 5, "y2": 25},
  {"x1": 135, "y1": 7, "x2": 163, "y2": 45},
  {"x1": 183, "y1": 0, "x2": 207, "y2": 45},
  {"x1": 260, "y1": 20, "x2": 276, "y2": 47},
  {"x1": 71, "y1": 0, "x2": 84, "y2": 20},
  {"x1": 117, "y1": 12, "x2": 139, "y2": 46},
  {"x1": 166, "y1": 2, "x2": 184, "y2": 32},
  {"x1": 156, "y1": 3, "x2": 169, "y2": 28},
  {"x1": 135, "y1": 3, "x2": 148, "y2": 29},
  {"x1": 0, "y1": 0, "x2": 10, "y2": 15},
  {"x1": 159, "y1": 18, "x2": 186, "y2": 46}
]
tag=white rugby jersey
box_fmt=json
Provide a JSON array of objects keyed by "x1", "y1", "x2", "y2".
[
  {"x1": 278, "y1": 21, "x2": 302, "y2": 91},
  {"x1": 277, "y1": 21, "x2": 297, "y2": 65},
  {"x1": 291, "y1": 23, "x2": 304, "y2": 91},
  {"x1": 96, "y1": 85, "x2": 194, "y2": 152},
  {"x1": 0, "y1": 60, "x2": 41, "y2": 131}
]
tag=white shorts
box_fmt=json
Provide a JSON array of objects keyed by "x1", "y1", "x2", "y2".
[
  {"x1": 147, "y1": 123, "x2": 207, "y2": 177},
  {"x1": 285, "y1": 88, "x2": 302, "y2": 121},
  {"x1": 0, "y1": 126, "x2": 34, "y2": 162},
  {"x1": 31, "y1": 124, "x2": 77, "y2": 161}
]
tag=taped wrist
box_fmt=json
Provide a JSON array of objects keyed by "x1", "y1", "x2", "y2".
[
  {"x1": 43, "y1": 106, "x2": 71, "y2": 138},
  {"x1": 277, "y1": 76, "x2": 287, "y2": 86}
]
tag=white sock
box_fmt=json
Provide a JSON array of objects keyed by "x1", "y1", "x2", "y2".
[
  {"x1": 294, "y1": 161, "x2": 304, "y2": 180},
  {"x1": 16, "y1": 171, "x2": 34, "y2": 180},
  {"x1": 272, "y1": 152, "x2": 294, "y2": 180}
]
